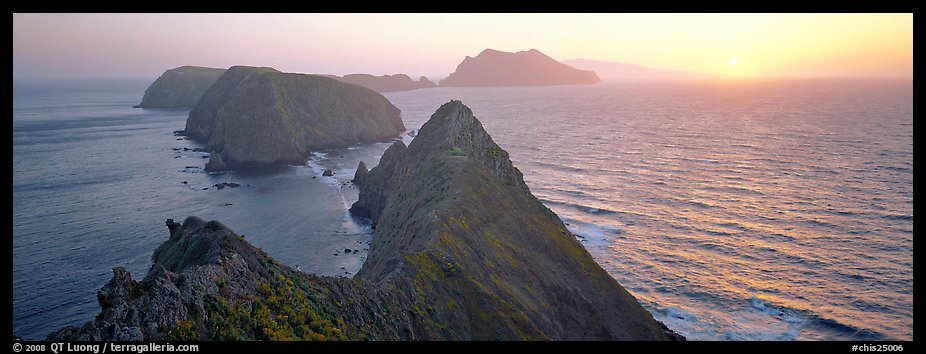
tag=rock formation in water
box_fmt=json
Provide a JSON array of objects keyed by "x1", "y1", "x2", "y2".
[
  {"x1": 438, "y1": 49, "x2": 600, "y2": 87},
  {"x1": 353, "y1": 161, "x2": 369, "y2": 186},
  {"x1": 417, "y1": 76, "x2": 437, "y2": 88},
  {"x1": 49, "y1": 101, "x2": 682, "y2": 341},
  {"x1": 330, "y1": 73, "x2": 437, "y2": 92},
  {"x1": 204, "y1": 154, "x2": 228, "y2": 172},
  {"x1": 136, "y1": 66, "x2": 226, "y2": 108},
  {"x1": 184, "y1": 66, "x2": 405, "y2": 167}
]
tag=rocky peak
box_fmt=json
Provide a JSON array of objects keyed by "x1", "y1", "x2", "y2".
[
  {"x1": 439, "y1": 48, "x2": 600, "y2": 86},
  {"x1": 349, "y1": 140, "x2": 407, "y2": 224},
  {"x1": 151, "y1": 216, "x2": 269, "y2": 276},
  {"x1": 411, "y1": 100, "x2": 525, "y2": 187},
  {"x1": 417, "y1": 76, "x2": 437, "y2": 88},
  {"x1": 353, "y1": 161, "x2": 369, "y2": 186},
  {"x1": 350, "y1": 100, "x2": 680, "y2": 339}
]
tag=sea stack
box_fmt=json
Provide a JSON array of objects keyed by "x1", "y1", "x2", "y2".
[
  {"x1": 353, "y1": 161, "x2": 369, "y2": 186},
  {"x1": 48, "y1": 101, "x2": 681, "y2": 341},
  {"x1": 439, "y1": 49, "x2": 600, "y2": 86},
  {"x1": 184, "y1": 66, "x2": 405, "y2": 168},
  {"x1": 136, "y1": 66, "x2": 226, "y2": 108}
]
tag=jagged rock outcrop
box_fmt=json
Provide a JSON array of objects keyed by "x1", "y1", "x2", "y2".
[
  {"x1": 439, "y1": 49, "x2": 600, "y2": 87},
  {"x1": 136, "y1": 66, "x2": 226, "y2": 108},
  {"x1": 49, "y1": 101, "x2": 682, "y2": 341},
  {"x1": 204, "y1": 154, "x2": 228, "y2": 172},
  {"x1": 350, "y1": 100, "x2": 674, "y2": 339},
  {"x1": 185, "y1": 66, "x2": 405, "y2": 167},
  {"x1": 332, "y1": 73, "x2": 437, "y2": 92},
  {"x1": 353, "y1": 161, "x2": 369, "y2": 186},
  {"x1": 48, "y1": 217, "x2": 422, "y2": 341},
  {"x1": 48, "y1": 216, "x2": 283, "y2": 340}
]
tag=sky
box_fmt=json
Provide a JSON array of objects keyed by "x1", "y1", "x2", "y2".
[{"x1": 12, "y1": 13, "x2": 913, "y2": 80}]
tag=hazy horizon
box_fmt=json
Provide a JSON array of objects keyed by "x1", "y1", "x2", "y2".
[{"x1": 13, "y1": 13, "x2": 912, "y2": 80}]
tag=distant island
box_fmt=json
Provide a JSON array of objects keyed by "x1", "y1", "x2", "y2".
[
  {"x1": 439, "y1": 49, "x2": 600, "y2": 87},
  {"x1": 563, "y1": 59, "x2": 712, "y2": 82},
  {"x1": 183, "y1": 66, "x2": 405, "y2": 170},
  {"x1": 135, "y1": 66, "x2": 226, "y2": 108},
  {"x1": 136, "y1": 67, "x2": 436, "y2": 111},
  {"x1": 325, "y1": 73, "x2": 436, "y2": 92},
  {"x1": 48, "y1": 101, "x2": 683, "y2": 341}
]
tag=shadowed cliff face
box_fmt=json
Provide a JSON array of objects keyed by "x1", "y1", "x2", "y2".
[
  {"x1": 47, "y1": 217, "x2": 289, "y2": 340},
  {"x1": 137, "y1": 66, "x2": 226, "y2": 108},
  {"x1": 439, "y1": 49, "x2": 600, "y2": 87},
  {"x1": 351, "y1": 101, "x2": 675, "y2": 340},
  {"x1": 185, "y1": 66, "x2": 405, "y2": 167},
  {"x1": 49, "y1": 101, "x2": 682, "y2": 341},
  {"x1": 47, "y1": 217, "x2": 425, "y2": 341}
]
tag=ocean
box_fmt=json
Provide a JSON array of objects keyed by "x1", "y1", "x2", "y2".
[{"x1": 12, "y1": 78, "x2": 913, "y2": 341}]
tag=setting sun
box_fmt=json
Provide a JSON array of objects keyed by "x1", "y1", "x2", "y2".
[{"x1": 13, "y1": 13, "x2": 913, "y2": 79}]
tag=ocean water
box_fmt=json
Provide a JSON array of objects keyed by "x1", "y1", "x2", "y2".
[{"x1": 12, "y1": 78, "x2": 912, "y2": 341}]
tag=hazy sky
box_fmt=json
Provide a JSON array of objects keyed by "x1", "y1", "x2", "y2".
[{"x1": 13, "y1": 13, "x2": 913, "y2": 79}]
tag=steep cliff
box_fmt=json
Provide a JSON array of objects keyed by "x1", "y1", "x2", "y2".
[
  {"x1": 350, "y1": 100, "x2": 674, "y2": 339},
  {"x1": 47, "y1": 217, "x2": 422, "y2": 341},
  {"x1": 184, "y1": 66, "x2": 405, "y2": 167},
  {"x1": 136, "y1": 66, "x2": 226, "y2": 108}
]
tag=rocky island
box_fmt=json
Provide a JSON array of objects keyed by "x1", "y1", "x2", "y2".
[
  {"x1": 184, "y1": 66, "x2": 405, "y2": 169},
  {"x1": 48, "y1": 101, "x2": 682, "y2": 341},
  {"x1": 136, "y1": 66, "x2": 226, "y2": 108},
  {"x1": 439, "y1": 49, "x2": 600, "y2": 87},
  {"x1": 327, "y1": 73, "x2": 437, "y2": 92}
]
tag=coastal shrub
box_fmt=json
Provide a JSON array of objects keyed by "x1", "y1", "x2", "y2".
[{"x1": 197, "y1": 273, "x2": 347, "y2": 341}]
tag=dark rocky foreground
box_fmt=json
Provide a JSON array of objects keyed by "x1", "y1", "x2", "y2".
[
  {"x1": 185, "y1": 66, "x2": 405, "y2": 168},
  {"x1": 439, "y1": 49, "x2": 600, "y2": 87},
  {"x1": 136, "y1": 66, "x2": 226, "y2": 108},
  {"x1": 49, "y1": 101, "x2": 682, "y2": 341}
]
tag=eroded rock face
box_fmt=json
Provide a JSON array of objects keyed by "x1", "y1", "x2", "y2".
[
  {"x1": 204, "y1": 154, "x2": 227, "y2": 172},
  {"x1": 350, "y1": 100, "x2": 676, "y2": 340},
  {"x1": 137, "y1": 66, "x2": 226, "y2": 108},
  {"x1": 353, "y1": 161, "x2": 369, "y2": 186},
  {"x1": 50, "y1": 101, "x2": 682, "y2": 341},
  {"x1": 47, "y1": 216, "x2": 426, "y2": 341},
  {"x1": 185, "y1": 66, "x2": 405, "y2": 167},
  {"x1": 48, "y1": 217, "x2": 276, "y2": 340},
  {"x1": 439, "y1": 49, "x2": 600, "y2": 87}
]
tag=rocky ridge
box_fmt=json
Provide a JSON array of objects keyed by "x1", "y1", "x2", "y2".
[{"x1": 49, "y1": 101, "x2": 682, "y2": 341}]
